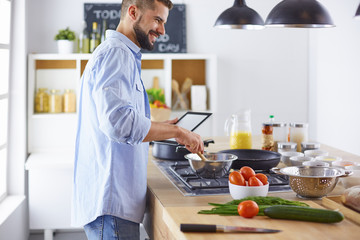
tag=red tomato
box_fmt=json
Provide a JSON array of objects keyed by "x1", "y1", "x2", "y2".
[
  {"x1": 229, "y1": 171, "x2": 246, "y2": 186},
  {"x1": 237, "y1": 200, "x2": 259, "y2": 218},
  {"x1": 239, "y1": 166, "x2": 256, "y2": 181},
  {"x1": 248, "y1": 176, "x2": 264, "y2": 186},
  {"x1": 255, "y1": 173, "x2": 268, "y2": 185}
]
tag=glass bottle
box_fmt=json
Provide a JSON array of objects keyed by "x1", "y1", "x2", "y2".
[
  {"x1": 262, "y1": 123, "x2": 274, "y2": 151},
  {"x1": 34, "y1": 88, "x2": 49, "y2": 113},
  {"x1": 101, "y1": 19, "x2": 107, "y2": 43},
  {"x1": 78, "y1": 21, "x2": 90, "y2": 53},
  {"x1": 90, "y1": 22, "x2": 100, "y2": 53},
  {"x1": 63, "y1": 89, "x2": 76, "y2": 113},
  {"x1": 49, "y1": 89, "x2": 63, "y2": 113}
]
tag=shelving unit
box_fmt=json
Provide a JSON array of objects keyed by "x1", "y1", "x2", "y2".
[{"x1": 27, "y1": 53, "x2": 218, "y2": 152}]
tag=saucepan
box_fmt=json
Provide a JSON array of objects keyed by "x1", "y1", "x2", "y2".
[
  {"x1": 151, "y1": 139, "x2": 214, "y2": 160},
  {"x1": 219, "y1": 149, "x2": 281, "y2": 170},
  {"x1": 184, "y1": 152, "x2": 238, "y2": 179}
]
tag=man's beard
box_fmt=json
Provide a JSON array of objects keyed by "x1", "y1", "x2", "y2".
[{"x1": 133, "y1": 18, "x2": 155, "y2": 51}]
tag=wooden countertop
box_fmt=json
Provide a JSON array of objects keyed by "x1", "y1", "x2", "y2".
[{"x1": 144, "y1": 136, "x2": 360, "y2": 239}]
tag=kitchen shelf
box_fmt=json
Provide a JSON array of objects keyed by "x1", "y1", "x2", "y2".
[{"x1": 27, "y1": 53, "x2": 217, "y2": 152}]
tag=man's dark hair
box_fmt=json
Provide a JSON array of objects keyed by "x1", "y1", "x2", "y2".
[{"x1": 121, "y1": 0, "x2": 173, "y2": 20}]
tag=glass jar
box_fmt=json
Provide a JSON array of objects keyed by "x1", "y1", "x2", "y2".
[
  {"x1": 63, "y1": 89, "x2": 76, "y2": 113},
  {"x1": 261, "y1": 123, "x2": 274, "y2": 151},
  {"x1": 272, "y1": 122, "x2": 288, "y2": 152},
  {"x1": 49, "y1": 89, "x2": 63, "y2": 113},
  {"x1": 277, "y1": 142, "x2": 297, "y2": 153},
  {"x1": 301, "y1": 142, "x2": 320, "y2": 153},
  {"x1": 34, "y1": 88, "x2": 49, "y2": 113},
  {"x1": 289, "y1": 123, "x2": 309, "y2": 152}
]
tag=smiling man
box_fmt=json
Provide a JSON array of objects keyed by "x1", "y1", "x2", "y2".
[{"x1": 72, "y1": 0, "x2": 204, "y2": 239}]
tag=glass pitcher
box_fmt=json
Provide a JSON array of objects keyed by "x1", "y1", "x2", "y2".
[{"x1": 224, "y1": 109, "x2": 252, "y2": 149}]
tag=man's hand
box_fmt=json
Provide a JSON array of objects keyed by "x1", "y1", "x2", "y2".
[
  {"x1": 163, "y1": 118, "x2": 178, "y2": 124},
  {"x1": 175, "y1": 128, "x2": 204, "y2": 154}
]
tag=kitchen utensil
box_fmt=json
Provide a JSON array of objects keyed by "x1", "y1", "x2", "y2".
[
  {"x1": 315, "y1": 155, "x2": 342, "y2": 166},
  {"x1": 181, "y1": 77, "x2": 192, "y2": 94},
  {"x1": 180, "y1": 224, "x2": 281, "y2": 233},
  {"x1": 219, "y1": 149, "x2": 281, "y2": 170},
  {"x1": 303, "y1": 160, "x2": 330, "y2": 167},
  {"x1": 229, "y1": 181, "x2": 269, "y2": 199},
  {"x1": 304, "y1": 149, "x2": 328, "y2": 158},
  {"x1": 151, "y1": 139, "x2": 214, "y2": 160},
  {"x1": 289, "y1": 123, "x2": 309, "y2": 152},
  {"x1": 279, "y1": 166, "x2": 352, "y2": 198},
  {"x1": 172, "y1": 79, "x2": 187, "y2": 109},
  {"x1": 224, "y1": 109, "x2": 252, "y2": 149},
  {"x1": 197, "y1": 152, "x2": 208, "y2": 161},
  {"x1": 277, "y1": 142, "x2": 297, "y2": 153},
  {"x1": 184, "y1": 152, "x2": 238, "y2": 179},
  {"x1": 322, "y1": 196, "x2": 360, "y2": 226}
]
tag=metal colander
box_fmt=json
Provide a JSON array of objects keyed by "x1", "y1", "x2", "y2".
[{"x1": 280, "y1": 166, "x2": 351, "y2": 198}]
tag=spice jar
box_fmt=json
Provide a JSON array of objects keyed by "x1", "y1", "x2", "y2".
[
  {"x1": 289, "y1": 123, "x2": 309, "y2": 152},
  {"x1": 34, "y1": 88, "x2": 49, "y2": 113},
  {"x1": 261, "y1": 123, "x2": 274, "y2": 151},
  {"x1": 49, "y1": 89, "x2": 63, "y2": 113},
  {"x1": 301, "y1": 142, "x2": 320, "y2": 153},
  {"x1": 277, "y1": 142, "x2": 297, "y2": 153},
  {"x1": 272, "y1": 122, "x2": 288, "y2": 152},
  {"x1": 63, "y1": 89, "x2": 76, "y2": 113}
]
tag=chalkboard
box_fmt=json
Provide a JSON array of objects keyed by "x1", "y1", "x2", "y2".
[{"x1": 84, "y1": 3, "x2": 186, "y2": 53}]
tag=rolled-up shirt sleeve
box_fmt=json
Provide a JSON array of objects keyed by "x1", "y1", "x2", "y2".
[{"x1": 91, "y1": 47, "x2": 151, "y2": 145}]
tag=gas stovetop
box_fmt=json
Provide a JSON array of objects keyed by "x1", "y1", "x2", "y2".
[{"x1": 153, "y1": 159, "x2": 292, "y2": 196}]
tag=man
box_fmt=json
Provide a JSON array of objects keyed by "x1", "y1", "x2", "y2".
[{"x1": 71, "y1": 0, "x2": 204, "y2": 239}]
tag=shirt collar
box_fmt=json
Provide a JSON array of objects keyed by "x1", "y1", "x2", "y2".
[{"x1": 105, "y1": 30, "x2": 142, "y2": 58}]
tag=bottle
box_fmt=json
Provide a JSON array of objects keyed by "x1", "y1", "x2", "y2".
[
  {"x1": 78, "y1": 21, "x2": 90, "y2": 53},
  {"x1": 261, "y1": 115, "x2": 274, "y2": 151},
  {"x1": 289, "y1": 123, "x2": 309, "y2": 152},
  {"x1": 225, "y1": 109, "x2": 252, "y2": 149},
  {"x1": 101, "y1": 19, "x2": 107, "y2": 43},
  {"x1": 49, "y1": 89, "x2": 63, "y2": 113},
  {"x1": 90, "y1": 22, "x2": 100, "y2": 53},
  {"x1": 63, "y1": 89, "x2": 76, "y2": 113},
  {"x1": 34, "y1": 88, "x2": 49, "y2": 113}
]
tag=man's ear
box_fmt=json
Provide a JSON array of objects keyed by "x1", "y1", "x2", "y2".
[{"x1": 128, "y1": 5, "x2": 138, "y2": 21}]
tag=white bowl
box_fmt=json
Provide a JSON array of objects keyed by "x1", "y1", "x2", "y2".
[
  {"x1": 229, "y1": 181, "x2": 269, "y2": 200},
  {"x1": 314, "y1": 156, "x2": 342, "y2": 166},
  {"x1": 289, "y1": 156, "x2": 314, "y2": 166},
  {"x1": 303, "y1": 160, "x2": 330, "y2": 167},
  {"x1": 280, "y1": 152, "x2": 304, "y2": 166},
  {"x1": 304, "y1": 150, "x2": 329, "y2": 158},
  {"x1": 332, "y1": 160, "x2": 357, "y2": 168}
]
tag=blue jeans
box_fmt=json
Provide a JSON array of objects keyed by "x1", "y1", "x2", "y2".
[{"x1": 84, "y1": 215, "x2": 140, "y2": 240}]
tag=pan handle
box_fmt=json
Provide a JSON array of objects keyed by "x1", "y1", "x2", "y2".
[
  {"x1": 204, "y1": 139, "x2": 215, "y2": 147},
  {"x1": 270, "y1": 167, "x2": 282, "y2": 174}
]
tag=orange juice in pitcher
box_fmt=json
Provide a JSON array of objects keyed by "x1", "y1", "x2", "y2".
[
  {"x1": 230, "y1": 131, "x2": 252, "y2": 149},
  {"x1": 225, "y1": 109, "x2": 252, "y2": 149}
]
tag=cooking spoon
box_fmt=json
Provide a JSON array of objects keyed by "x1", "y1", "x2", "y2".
[
  {"x1": 172, "y1": 79, "x2": 187, "y2": 109},
  {"x1": 197, "y1": 152, "x2": 208, "y2": 161}
]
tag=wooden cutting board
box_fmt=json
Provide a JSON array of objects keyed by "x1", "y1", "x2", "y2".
[
  {"x1": 322, "y1": 196, "x2": 360, "y2": 226},
  {"x1": 162, "y1": 201, "x2": 360, "y2": 240}
]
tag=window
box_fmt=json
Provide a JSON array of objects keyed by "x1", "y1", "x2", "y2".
[{"x1": 0, "y1": 0, "x2": 11, "y2": 202}]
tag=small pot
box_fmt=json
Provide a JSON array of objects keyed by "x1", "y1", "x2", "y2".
[
  {"x1": 279, "y1": 166, "x2": 352, "y2": 198},
  {"x1": 151, "y1": 139, "x2": 214, "y2": 160},
  {"x1": 184, "y1": 152, "x2": 238, "y2": 179}
]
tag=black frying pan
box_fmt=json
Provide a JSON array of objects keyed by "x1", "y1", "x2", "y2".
[{"x1": 218, "y1": 149, "x2": 281, "y2": 170}]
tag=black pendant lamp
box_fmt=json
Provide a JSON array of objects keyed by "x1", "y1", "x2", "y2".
[
  {"x1": 265, "y1": 0, "x2": 335, "y2": 28},
  {"x1": 214, "y1": 0, "x2": 264, "y2": 30},
  {"x1": 355, "y1": 3, "x2": 360, "y2": 19}
]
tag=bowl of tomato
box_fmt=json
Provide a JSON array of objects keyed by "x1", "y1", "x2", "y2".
[{"x1": 228, "y1": 166, "x2": 269, "y2": 199}]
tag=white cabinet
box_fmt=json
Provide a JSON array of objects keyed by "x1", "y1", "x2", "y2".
[
  {"x1": 26, "y1": 53, "x2": 218, "y2": 235},
  {"x1": 27, "y1": 53, "x2": 218, "y2": 152}
]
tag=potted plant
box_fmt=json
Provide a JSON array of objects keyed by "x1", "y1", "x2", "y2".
[{"x1": 54, "y1": 27, "x2": 76, "y2": 54}]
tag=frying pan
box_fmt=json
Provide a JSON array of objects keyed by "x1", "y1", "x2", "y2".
[{"x1": 218, "y1": 149, "x2": 281, "y2": 170}]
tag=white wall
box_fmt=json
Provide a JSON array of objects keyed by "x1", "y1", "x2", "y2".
[
  {"x1": 27, "y1": 0, "x2": 309, "y2": 137},
  {"x1": 309, "y1": 0, "x2": 360, "y2": 155}
]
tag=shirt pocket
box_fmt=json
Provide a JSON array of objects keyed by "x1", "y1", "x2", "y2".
[{"x1": 135, "y1": 81, "x2": 145, "y2": 113}]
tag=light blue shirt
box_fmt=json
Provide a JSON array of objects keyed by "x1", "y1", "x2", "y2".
[{"x1": 72, "y1": 30, "x2": 152, "y2": 227}]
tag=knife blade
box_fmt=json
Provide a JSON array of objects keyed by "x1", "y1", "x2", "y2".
[{"x1": 180, "y1": 224, "x2": 281, "y2": 233}]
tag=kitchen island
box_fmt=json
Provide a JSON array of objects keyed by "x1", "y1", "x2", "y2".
[{"x1": 144, "y1": 136, "x2": 360, "y2": 240}]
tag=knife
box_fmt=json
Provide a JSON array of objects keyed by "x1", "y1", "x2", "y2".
[{"x1": 180, "y1": 224, "x2": 281, "y2": 233}]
